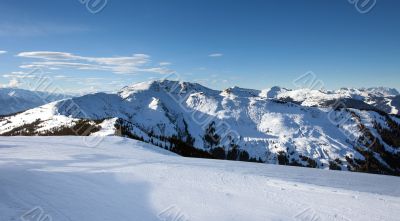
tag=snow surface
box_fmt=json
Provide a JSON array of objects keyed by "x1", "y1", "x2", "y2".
[{"x1": 0, "y1": 136, "x2": 399, "y2": 221}]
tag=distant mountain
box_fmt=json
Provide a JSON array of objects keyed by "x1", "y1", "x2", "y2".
[
  {"x1": 0, "y1": 88, "x2": 70, "y2": 116},
  {"x1": 261, "y1": 86, "x2": 400, "y2": 115},
  {"x1": 1, "y1": 81, "x2": 399, "y2": 176}
]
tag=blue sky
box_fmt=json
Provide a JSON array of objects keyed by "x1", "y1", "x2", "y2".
[{"x1": 0, "y1": 0, "x2": 399, "y2": 93}]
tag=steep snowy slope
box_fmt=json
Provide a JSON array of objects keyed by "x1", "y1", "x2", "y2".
[
  {"x1": 0, "y1": 88, "x2": 69, "y2": 115},
  {"x1": 0, "y1": 136, "x2": 399, "y2": 221},
  {"x1": 1, "y1": 80, "x2": 399, "y2": 176}
]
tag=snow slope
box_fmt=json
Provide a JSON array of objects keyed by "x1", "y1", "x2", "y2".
[
  {"x1": 0, "y1": 88, "x2": 69, "y2": 115},
  {"x1": 0, "y1": 136, "x2": 399, "y2": 221}
]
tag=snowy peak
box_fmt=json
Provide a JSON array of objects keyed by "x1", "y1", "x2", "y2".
[
  {"x1": 259, "y1": 86, "x2": 289, "y2": 98},
  {"x1": 257, "y1": 86, "x2": 400, "y2": 114},
  {"x1": 222, "y1": 86, "x2": 260, "y2": 97},
  {"x1": 119, "y1": 80, "x2": 219, "y2": 99},
  {"x1": 332, "y1": 87, "x2": 399, "y2": 98},
  {"x1": 364, "y1": 87, "x2": 399, "y2": 97}
]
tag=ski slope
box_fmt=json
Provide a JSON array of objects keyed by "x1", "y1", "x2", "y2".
[{"x1": 0, "y1": 136, "x2": 399, "y2": 221}]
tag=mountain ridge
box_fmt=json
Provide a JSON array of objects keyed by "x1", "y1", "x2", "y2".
[
  {"x1": 1, "y1": 80, "x2": 400, "y2": 176},
  {"x1": 0, "y1": 87, "x2": 71, "y2": 116}
]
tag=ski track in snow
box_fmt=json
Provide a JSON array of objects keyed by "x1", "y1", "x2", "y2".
[{"x1": 0, "y1": 136, "x2": 399, "y2": 221}]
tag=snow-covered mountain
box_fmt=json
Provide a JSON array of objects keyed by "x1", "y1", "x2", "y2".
[
  {"x1": 1, "y1": 136, "x2": 399, "y2": 221},
  {"x1": 261, "y1": 86, "x2": 400, "y2": 115},
  {"x1": 1, "y1": 80, "x2": 399, "y2": 176},
  {"x1": 0, "y1": 88, "x2": 70, "y2": 116}
]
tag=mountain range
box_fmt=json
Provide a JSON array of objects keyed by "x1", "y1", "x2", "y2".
[
  {"x1": 1, "y1": 80, "x2": 399, "y2": 176},
  {"x1": 0, "y1": 88, "x2": 70, "y2": 116}
]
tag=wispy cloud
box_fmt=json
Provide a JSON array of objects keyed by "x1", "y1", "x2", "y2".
[
  {"x1": 209, "y1": 53, "x2": 223, "y2": 57},
  {"x1": 2, "y1": 71, "x2": 35, "y2": 79},
  {"x1": 54, "y1": 75, "x2": 67, "y2": 78},
  {"x1": 17, "y1": 51, "x2": 174, "y2": 75},
  {"x1": 0, "y1": 50, "x2": 7, "y2": 55},
  {"x1": 159, "y1": 62, "x2": 171, "y2": 66}
]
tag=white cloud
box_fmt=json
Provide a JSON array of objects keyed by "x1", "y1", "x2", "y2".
[
  {"x1": 54, "y1": 75, "x2": 67, "y2": 78},
  {"x1": 18, "y1": 51, "x2": 174, "y2": 75},
  {"x1": 0, "y1": 50, "x2": 7, "y2": 55},
  {"x1": 20, "y1": 61, "x2": 110, "y2": 71},
  {"x1": 159, "y1": 62, "x2": 171, "y2": 66},
  {"x1": 1, "y1": 78, "x2": 20, "y2": 88},
  {"x1": 2, "y1": 71, "x2": 35, "y2": 79},
  {"x1": 8, "y1": 79, "x2": 20, "y2": 87},
  {"x1": 142, "y1": 67, "x2": 175, "y2": 75},
  {"x1": 209, "y1": 53, "x2": 223, "y2": 57},
  {"x1": 18, "y1": 51, "x2": 77, "y2": 60}
]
